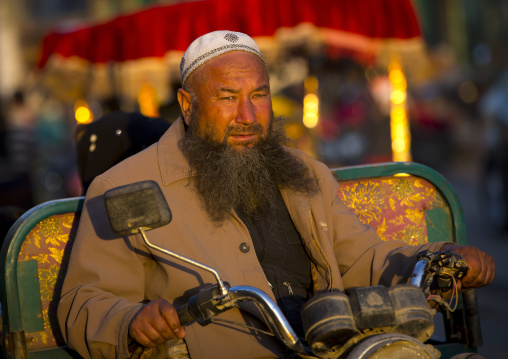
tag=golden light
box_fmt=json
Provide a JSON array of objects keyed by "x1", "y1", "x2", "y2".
[
  {"x1": 303, "y1": 92, "x2": 319, "y2": 129},
  {"x1": 390, "y1": 105, "x2": 411, "y2": 162},
  {"x1": 390, "y1": 90, "x2": 407, "y2": 105},
  {"x1": 391, "y1": 106, "x2": 405, "y2": 118},
  {"x1": 303, "y1": 113, "x2": 318, "y2": 128},
  {"x1": 75, "y1": 107, "x2": 92, "y2": 124},
  {"x1": 389, "y1": 69, "x2": 407, "y2": 89},
  {"x1": 392, "y1": 138, "x2": 406, "y2": 153},
  {"x1": 74, "y1": 99, "x2": 93, "y2": 124},
  {"x1": 299, "y1": 75, "x2": 320, "y2": 157},
  {"x1": 304, "y1": 75, "x2": 319, "y2": 93},
  {"x1": 304, "y1": 93, "x2": 318, "y2": 104},
  {"x1": 304, "y1": 101, "x2": 318, "y2": 113},
  {"x1": 388, "y1": 59, "x2": 411, "y2": 162},
  {"x1": 138, "y1": 83, "x2": 160, "y2": 118},
  {"x1": 393, "y1": 124, "x2": 406, "y2": 138}
]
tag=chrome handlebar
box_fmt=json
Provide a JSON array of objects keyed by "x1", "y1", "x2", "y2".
[{"x1": 229, "y1": 286, "x2": 311, "y2": 355}]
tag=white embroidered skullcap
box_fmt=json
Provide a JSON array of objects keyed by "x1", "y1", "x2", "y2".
[{"x1": 180, "y1": 30, "x2": 266, "y2": 84}]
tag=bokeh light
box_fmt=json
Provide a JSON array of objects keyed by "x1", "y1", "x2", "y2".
[
  {"x1": 74, "y1": 99, "x2": 93, "y2": 124},
  {"x1": 389, "y1": 60, "x2": 411, "y2": 162},
  {"x1": 303, "y1": 76, "x2": 319, "y2": 129}
]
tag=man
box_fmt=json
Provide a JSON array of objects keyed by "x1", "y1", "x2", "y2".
[{"x1": 58, "y1": 31, "x2": 495, "y2": 359}]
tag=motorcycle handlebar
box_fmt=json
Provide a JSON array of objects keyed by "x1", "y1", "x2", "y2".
[
  {"x1": 174, "y1": 284, "x2": 312, "y2": 356},
  {"x1": 229, "y1": 285, "x2": 308, "y2": 353}
]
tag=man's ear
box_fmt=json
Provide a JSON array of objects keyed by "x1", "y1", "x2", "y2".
[{"x1": 177, "y1": 88, "x2": 192, "y2": 126}]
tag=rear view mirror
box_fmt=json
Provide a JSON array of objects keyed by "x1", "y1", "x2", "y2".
[
  {"x1": 104, "y1": 180, "x2": 171, "y2": 236},
  {"x1": 103, "y1": 180, "x2": 227, "y2": 293}
]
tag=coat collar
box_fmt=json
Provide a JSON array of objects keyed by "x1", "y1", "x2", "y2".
[{"x1": 158, "y1": 117, "x2": 194, "y2": 186}]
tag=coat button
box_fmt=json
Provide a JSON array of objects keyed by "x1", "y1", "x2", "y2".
[{"x1": 239, "y1": 242, "x2": 250, "y2": 253}]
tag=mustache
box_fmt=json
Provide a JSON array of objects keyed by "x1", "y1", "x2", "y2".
[{"x1": 225, "y1": 122, "x2": 264, "y2": 137}]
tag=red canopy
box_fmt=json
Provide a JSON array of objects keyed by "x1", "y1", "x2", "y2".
[
  {"x1": 38, "y1": 0, "x2": 421, "y2": 68},
  {"x1": 36, "y1": 0, "x2": 427, "y2": 103}
]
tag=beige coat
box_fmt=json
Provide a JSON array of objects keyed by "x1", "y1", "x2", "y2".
[{"x1": 58, "y1": 118, "x2": 445, "y2": 359}]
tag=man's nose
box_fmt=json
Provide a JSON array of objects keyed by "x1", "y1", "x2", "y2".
[{"x1": 236, "y1": 98, "x2": 256, "y2": 124}]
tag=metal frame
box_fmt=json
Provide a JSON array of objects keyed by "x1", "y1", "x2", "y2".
[{"x1": 0, "y1": 197, "x2": 84, "y2": 359}]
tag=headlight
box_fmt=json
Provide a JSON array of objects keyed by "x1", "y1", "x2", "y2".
[{"x1": 346, "y1": 333, "x2": 438, "y2": 359}]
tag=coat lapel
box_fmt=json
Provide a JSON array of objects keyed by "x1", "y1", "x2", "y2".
[{"x1": 280, "y1": 188, "x2": 332, "y2": 293}]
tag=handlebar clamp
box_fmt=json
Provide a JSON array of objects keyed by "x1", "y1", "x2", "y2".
[{"x1": 178, "y1": 282, "x2": 232, "y2": 326}]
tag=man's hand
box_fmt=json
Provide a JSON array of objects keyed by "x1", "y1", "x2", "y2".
[
  {"x1": 129, "y1": 298, "x2": 186, "y2": 348},
  {"x1": 441, "y1": 244, "x2": 495, "y2": 289}
]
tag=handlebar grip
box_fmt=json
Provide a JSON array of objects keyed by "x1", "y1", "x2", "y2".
[{"x1": 176, "y1": 303, "x2": 197, "y2": 326}]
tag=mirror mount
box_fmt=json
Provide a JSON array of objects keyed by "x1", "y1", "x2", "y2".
[{"x1": 137, "y1": 227, "x2": 229, "y2": 296}]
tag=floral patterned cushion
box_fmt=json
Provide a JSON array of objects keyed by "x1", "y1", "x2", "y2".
[
  {"x1": 337, "y1": 175, "x2": 446, "y2": 246},
  {"x1": 17, "y1": 212, "x2": 80, "y2": 350}
]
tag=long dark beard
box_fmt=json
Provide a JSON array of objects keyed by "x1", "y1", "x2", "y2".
[{"x1": 178, "y1": 112, "x2": 319, "y2": 224}]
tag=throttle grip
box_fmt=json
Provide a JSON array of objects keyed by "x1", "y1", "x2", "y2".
[
  {"x1": 174, "y1": 283, "x2": 231, "y2": 327},
  {"x1": 176, "y1": 303, "x2": 197, "y2": 326}
]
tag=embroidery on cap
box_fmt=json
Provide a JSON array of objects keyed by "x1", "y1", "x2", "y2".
[{"x1": 224, "y1": 33, "x2": 239, "y2": 43}]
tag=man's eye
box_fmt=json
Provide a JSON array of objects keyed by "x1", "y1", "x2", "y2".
[
  {"x1": 221, "y1": 96, "x2": 234, "y2": 100},
  {"x1": 253, "y1": 93, "x2": 268, "y2": 98}
]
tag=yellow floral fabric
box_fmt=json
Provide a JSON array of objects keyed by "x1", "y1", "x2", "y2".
[
  {"x1": 17, "y1": 212, "x2": 80, "y2": 350},
  {"x1": 337, "y1": 175, "x2": 446, "y2": 246}
]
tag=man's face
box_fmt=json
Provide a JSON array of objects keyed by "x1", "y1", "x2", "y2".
[
  {"x1": 178, "y1": 52, "x2": 319, "y2": 222},
  {"x1": 182, "y1": 51, "x2": 272, "y2": 149}
]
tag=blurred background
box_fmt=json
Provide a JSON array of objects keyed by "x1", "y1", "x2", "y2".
[{"x1": 0, "y1": 0, "x2": 507, "y2": 357}]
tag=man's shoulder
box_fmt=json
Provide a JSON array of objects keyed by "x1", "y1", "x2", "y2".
[{"x1": 285, "y1": 146, "x2": 331, "y2": 175}]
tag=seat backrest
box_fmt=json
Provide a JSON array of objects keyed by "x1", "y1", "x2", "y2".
[
  {"x1": 334, "y1": 162, "x2": 467, "y2": 246},
  {"x1": 334, "y1": 162, "x2": 481, "y2": 357},
  {"x1": 1, "y1": 197, "x2": 84, "y2": 359}
]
